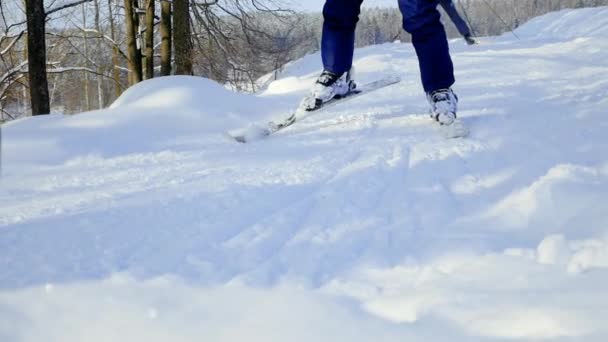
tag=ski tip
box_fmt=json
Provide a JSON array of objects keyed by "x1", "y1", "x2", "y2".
[
  {"x1": 227, "y1": 123, "x2": 272, "y2": 143},
  {"x1": 233, "y1": 135, "x2": 247, "y2": 143},
  {"x1": 387, "y1": 75, "x2": 402, "y2": 83},
  {"x1": 224, "y1": 131, "x2": 247, "y2": 143},
  {"x1": 440, "y1": 119, "x2": 470, "y2": 139}
]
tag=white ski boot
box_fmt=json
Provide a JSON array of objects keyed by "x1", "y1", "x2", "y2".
[
  {"x1": 300, "y1": 68, "x2": 357, "y2": 111},
  {"x1": 427, "y1": 88, "x2": 469, "y2": 138}
]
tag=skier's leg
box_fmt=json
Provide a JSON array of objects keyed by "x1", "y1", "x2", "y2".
[
  {"x1": 399, "y1": 0, "x2": 467, "y2": 137},
  {"x1": 322, "y1": 0, "x2": 364, "y2": 74},
  {"x1": 299, "y1": 0, "x2": 363, "y2": 111},
  {"x1": 398, "y1": 0, "x2": 454, "y2": 93}
]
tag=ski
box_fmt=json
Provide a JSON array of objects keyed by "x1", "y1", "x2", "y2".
[
  {"x1": 439, "y1": 118, "x2": 469, "y2": 139},
  {"x1": 228, "y1": 76, "x2": 401, "y2": 143}
]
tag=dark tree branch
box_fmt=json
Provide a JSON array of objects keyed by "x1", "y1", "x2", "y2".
[{"x1": 46, "y1": 0, "x2": 96, "y2": 17}]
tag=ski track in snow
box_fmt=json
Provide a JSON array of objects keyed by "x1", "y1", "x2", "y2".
[{"x1": 1, "y1": 7, "x2": 608, "y2": 342}]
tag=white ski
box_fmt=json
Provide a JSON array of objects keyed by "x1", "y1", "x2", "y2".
[
  {"x1": 439, "y1": 118, "x2": 469, "y2": 139},
  {"x1": 228, "y1": 76, "x2": 401, "y2": 143}
]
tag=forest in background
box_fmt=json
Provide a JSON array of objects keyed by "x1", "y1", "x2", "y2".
[{"x1": 1, "y1": 0, "x2": 607, "y2": 121}]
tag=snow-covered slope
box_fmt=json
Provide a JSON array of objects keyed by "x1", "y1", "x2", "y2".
[{"x1": 1, "y1": 7, "x2": 608, "y2": 342}]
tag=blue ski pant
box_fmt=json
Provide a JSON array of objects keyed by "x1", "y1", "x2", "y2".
[{"x1": 321, "y1": 0, "x2": 455, "y2": 93}]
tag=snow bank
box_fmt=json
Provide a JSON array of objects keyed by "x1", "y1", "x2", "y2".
[
  {"x1": 324, "y1": 233, "x2": 608, "y2": 340},
  {"x1": 111, "y1": 76, "x2": 253, "y2": 113},
  {"x1": 514, "y1": 6, "x2": 608, "y2": 40},
  {"x1": 2, "y1": 76, "x2": 284, "y2": 167},
  {"x1": 1, "y1": 6, "x2": 608, "y2": 342},
  {"x1": 2, "y1": 231, "x2": 608, "y2": 342},
  {"x1": 479, "y1": 163, "x2": 608, "y2": 233},
  {"x1": 0, "y1": 277, "x2": 409, "y2": 342}
]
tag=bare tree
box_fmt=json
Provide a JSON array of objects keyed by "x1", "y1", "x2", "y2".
[
  {"x1": 160, "y1": 0, "x2": 172, "y2": 76},
  {"x1": 124, "y1": 0, "x2": 142, "y2": 84},
  {"x1": 143, "y1": 0, "x2": 154, "y2": 79},
  {"x1": 81, "y1": 2, "x2": 91, "y2": 110},
  {"x1": 107, "y1": 0, "x2": 124, "y2": 97},
  {"x1": 25, "y1": 0, "x2": 50, "y2": 115},
  {"x1": 0, "y1": 1, "x2": 27, "y2": 120},
  {"x1": 189, "y1": 0, "x2": 297, "y2": 89},
  {"x1": 93, "y1": 0, "x2": 105, "y2": 108},
  {"x1": 174, "y1": 0, "x2": 192, "y2": 75}
]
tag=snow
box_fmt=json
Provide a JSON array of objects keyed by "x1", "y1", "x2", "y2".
[{"x1": 2, "y1": 6, "x2": 608, "y2": 342}]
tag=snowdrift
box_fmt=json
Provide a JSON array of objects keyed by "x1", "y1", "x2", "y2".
[
  {"x1": 1, "y1": 7, "x2": 608, "y2": 342},
  {"x1": 513, "y1": 6, "x2": 608, "y2": 39}
]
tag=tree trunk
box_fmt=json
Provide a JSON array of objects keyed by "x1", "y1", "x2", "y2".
[
  {"x1": 160, "y1": 0, "x2": 172, "y2": 76},
  {"x1": 22, "y1": 32, "x2": 30, "y2": 115},
  {"x1": 173, "y1": 0, "x2": 192, "y2": 75},
  {"x1": 124, "y1": 0, "x2": 142, "y2": 84},
  {"x1": 25, "y1": 0, "x2": 50, "y2": 115},
  {"x1": 144, "y1": 0, "x2": 154, "y2": 79},
  {"x1": 81, "y1": 2, "x2": 91, "y2": 111},
  {"x1": 94, "y1": 0, "x2": 105, "y2": 108},
  {"x1": 107, "y1": 0, "x2": 123, "y2": 97}
]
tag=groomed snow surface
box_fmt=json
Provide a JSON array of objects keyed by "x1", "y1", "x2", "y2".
[{"x1": 2, "y1": 7, "x2": 608, "y2": 342}]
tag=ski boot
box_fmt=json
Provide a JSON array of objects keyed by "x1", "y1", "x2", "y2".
[
  {"x1": 427, "y1": 88, "x2": 468, "y2": 138},
  {"x1": 428, "y1": 88, "x2": 458, "y2": 125},
  {"x1": 299, "y1": 68, "x2": 357, "y2": 111}
]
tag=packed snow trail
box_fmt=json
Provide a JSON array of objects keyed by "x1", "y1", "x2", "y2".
[{"x1": 1, "y1": 7, "x2": 608, "y2": 342}]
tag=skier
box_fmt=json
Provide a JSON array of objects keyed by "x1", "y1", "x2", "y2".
[
  {"x1": 301, "y1": 0, "x2": 462, "y2": 128},
  {"x1": 439, "y1": 0, "x2": 477, "y2": 45}
]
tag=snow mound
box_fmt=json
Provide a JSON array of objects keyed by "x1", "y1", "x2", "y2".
[
  {"x1": 514, "y1": 6, "x2": 608, "y2": 39},
  {"x1": 111, "y1": 76, "x2": 249, "y2": 112},
  {"x1": 2, "y1": 76, "x2": 285, "y2": 166}
]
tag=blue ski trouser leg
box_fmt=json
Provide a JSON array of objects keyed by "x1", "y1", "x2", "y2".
[
  {"x1": 321, "y1": 0, "x2": 364, "y2": 75},
  {"x1": 321, "y1": 0, "x2": 455, "y2": 93},
  {"x1": 399, "y1": 0, "x2": 455, "y2": 93}
]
